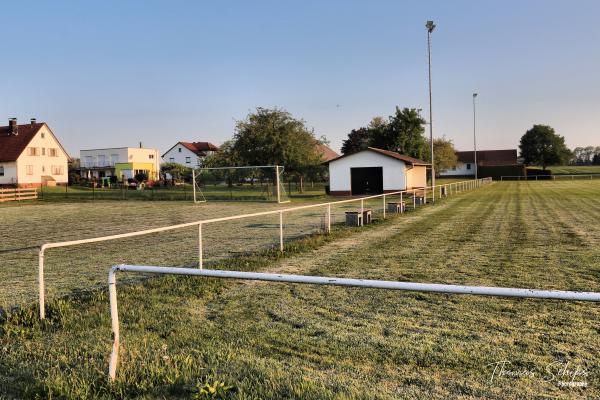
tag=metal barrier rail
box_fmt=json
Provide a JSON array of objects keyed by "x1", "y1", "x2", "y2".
[
  {"x1": 37, "y1": 178, "x2": 493, "y2": 319},
  {"x1": 500, "y1": 174, "x2": 600, "y2": 181},
  {"x1": 107, "y1": 264, "x2": 600, "y2": 382}
]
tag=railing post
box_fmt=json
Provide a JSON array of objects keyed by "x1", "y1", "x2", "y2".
[
  {"x1": 382, "y1": 194, "x2": 386, "y2": 219},
  {"x1": 413, "y1": 190, "x2": 416, "y2": 209},
  {"x1": 39, "y1": 247, "x2": 45, "y2": 319},
  {"x1": 327, "y1": 204, "x2": 331, "y2": 233},
  {"x1": 198, "y1": 223, "x2": 203, "y2": 269},
  {"x1": 108, "y1": 268, "x2": 120, "y2": 382},
  {"x1": 424, "y1": 187, "x2": 427, "y2": 204},
  {"x1": 279, "y1": 211, "x2": 284, "y2": 251},
  {"x1": 400, "y1": 192, "x2": 404, "y2": 214},
  {"x1": 360, "y1": 199, "x2": 364, "y2": 226}
]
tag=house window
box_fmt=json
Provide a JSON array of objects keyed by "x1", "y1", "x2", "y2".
[
  {"x1": 466, "y1": 163, "x2": 471, "y2": 170},
  {"x1": 42, "y1": 148, "x2": 46, "y2": 156},
  {"x1": 178, "y1": 148, "x2": 182, "y2": 152},
  {"x1": 41, "y1": 132, "x2": 45, "y2": 138},
  {"x1": 185, "y1": 157, "x2": 191, "y2": 164},
  {"x1": 49, "y1": 148, "x2": 58, "y2": 157},
  {"x1": 27, "y1": 147, "x2": 39, "y2": 156},
  {"x1": 149, "y1": 154, "x2": 154, "y2": 159},
  {"x1": 26, "y1": 165, "x2": 34, "y2": 175},
  {"x1": 42, "y1": 166, "x2": 46, "y2": 173},
  {"x1": 169, "y1": 157, "x2": 174, "y2": 162},
  {"x1": 0, "y1": 166, "x2": 4, "y2": 176},
  {"x1": 51, "y1": 165, "x2": 64, "y2": 175}
]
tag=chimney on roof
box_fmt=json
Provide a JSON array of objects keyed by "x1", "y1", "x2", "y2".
[
  {"x1": 8, "y1": 118, "x2": 18, "y2": 136},
  {"x1": 139, "y1": 141, "x2": 142, "y2": 148},
  {"x1": 30, "y1": 118, "x2": 36, "y2": 125}
]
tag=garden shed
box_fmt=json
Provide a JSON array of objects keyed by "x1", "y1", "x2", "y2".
[{"x1": 325, "y1": 147, "x2": 429, "y2": 196}]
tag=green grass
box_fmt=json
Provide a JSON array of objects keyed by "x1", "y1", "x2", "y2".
[
  {"x1": 1, "y1": 181, "x2": 599, "y2": 399},
  {"x1": 37, "y1": 182, "x2": 329, "y2": 202},
  {"x1": 548, "y1": 165, "x2": 600, "y2": 175}
]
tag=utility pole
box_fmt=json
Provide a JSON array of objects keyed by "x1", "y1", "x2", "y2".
[
  {"x1": 473, "y1": 93, "x2": 478, "y2": 180},
  {"x1": 426, "y1": 20, "x2": 436, "y2": 195}
]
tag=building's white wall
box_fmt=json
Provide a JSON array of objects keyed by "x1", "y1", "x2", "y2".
[
  {"x1": 80, "y1": 148, "x2": 128, "y2": 168},
  {"x1": 0, "y1": 162, "x2": 17, "y2": 185},
  {"x1": 80, "y1": 148, "x2": 160, "y2": 179},
  {"x1": 440, "y1": 162, "x2": 474, "y2": 176},
  {"x1": 163, "y1": 145, "x2": 199, "y2": 166},
  {"x1": 328, "y1": 151, "x2": 407, "y2": 192},
  {"x1": 15, "y1": 125, "x2": 69, "y2": 185}
]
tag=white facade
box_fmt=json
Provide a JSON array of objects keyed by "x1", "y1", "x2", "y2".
[
  {"x1": 0, "y1": 124, "x2": 69, "y2": 186},
  {"x1": 440, "y1": 162, "x2": 474, "y2": 176},
  {"x1": 163, "y1": 145, "x2": 200, "y2": 166},
  {"x1": 80, "y1": 147, "x2": 160, "y2": 180},
  {"x1": 329, "y1": 151, "x2": 407, "y2": 194}
]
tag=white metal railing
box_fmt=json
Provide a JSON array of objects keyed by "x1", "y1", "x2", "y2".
[
  {"x1": 500, "y1": 174, "x2": 600, "y2": 181},
  {"x1": 37, "y1": 177, "x2": 493, "y2": 319},
  {"x1": 81, "y1": 161, "x2": 116, "y2": 168},
  {"x1": 107, "y1": 264, "x2": 600, "y2": 382}
]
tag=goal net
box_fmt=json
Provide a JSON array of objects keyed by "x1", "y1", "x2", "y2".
[{"x1": 192, "y1": 165, "x2": 290, "y2": 203}]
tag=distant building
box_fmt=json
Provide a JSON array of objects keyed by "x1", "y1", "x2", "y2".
[
  {"x1": 440, "y1": 149, "x2": 518, "y2": 177},
  {"x1": 162, "y1": 142, "x2": 220, "y2": 167},
  {"x1": 325, "y1": 147, "x2": 429, "y2": 196},
  {"x1": 0, "y1": 118, "x2": 70, "y2": 187},
  {"x1": 80, "y1": 146, "x2": 160, "y2": 181},
  {"x1": 315, "y1": 143, "x2": 339, "y2": 162}
]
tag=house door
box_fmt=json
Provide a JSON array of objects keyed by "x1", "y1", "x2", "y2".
[{"x1": 350, "y1": 167, "x2": 383, "y2": 195}]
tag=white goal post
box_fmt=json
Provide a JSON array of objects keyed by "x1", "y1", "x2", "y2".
[{"x1": 192, "y1": 165, "x2": 290, "y2": 203}]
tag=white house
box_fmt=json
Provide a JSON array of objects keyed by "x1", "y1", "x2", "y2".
[
  {"x1": 162, "y1": 142, "x2": 220, "y2": 167},
  {"x1": 0, "y1": 118, "x2": 70, "y2": 187},
  {"x1": 325, "y1": 147, "x2": 429, "y2": 196},
  {"x1": 440, "y1": 149, "x2": 518, "y2": 177},
  {"x1": 80, "y1": 146, "x2": 160, "y2": 181}
]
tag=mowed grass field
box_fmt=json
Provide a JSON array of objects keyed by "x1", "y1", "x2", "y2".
[{"x1": 1, "y1": 181, "x2": 599, "y2": 399}]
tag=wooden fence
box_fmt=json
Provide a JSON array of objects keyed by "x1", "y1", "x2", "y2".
[{"x1": 0, "y1": 187, "x2": 38, "y2": 202}]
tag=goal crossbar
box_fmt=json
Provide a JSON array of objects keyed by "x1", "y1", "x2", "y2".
[{"x1": 108, "y1": 264, "x2": 600, "y2": 381}]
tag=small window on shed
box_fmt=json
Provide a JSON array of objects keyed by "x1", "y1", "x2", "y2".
[{"x1": 0, "y1": 166, "x2": 4, "y2": 176}]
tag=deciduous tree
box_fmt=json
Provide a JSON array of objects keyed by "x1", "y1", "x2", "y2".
[{"x1": 519, "y1": 125, "x2": 571, "y2": 170}]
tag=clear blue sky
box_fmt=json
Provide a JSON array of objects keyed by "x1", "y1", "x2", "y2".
[{"x1": 1, "y1": 0, "x2": 598, "y2": 156}]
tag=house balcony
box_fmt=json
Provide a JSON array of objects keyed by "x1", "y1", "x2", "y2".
[{"x1": 81, "y1": 161, "x2": 117, "y2": 169}]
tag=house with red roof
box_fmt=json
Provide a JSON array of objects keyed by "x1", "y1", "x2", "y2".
[
  {"x1": 440, "y1": 149, "x2": 518, "y2": 177},
  {"x1": 162, "y1": 141, "x2": 220, "y2": 167},
  {"x1": 0, "y1": 118, "x2": 70, "y2": 187}
]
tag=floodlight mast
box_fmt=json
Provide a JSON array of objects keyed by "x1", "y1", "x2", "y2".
[
  {"x1": 426, "y1": 20, "x2": 436, "y2": 198},
  {"x1": 473, "y1": 93, "x2": 478, "y2": 180}
]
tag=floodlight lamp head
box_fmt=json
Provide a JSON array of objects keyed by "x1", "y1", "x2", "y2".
[
  {"x1": 426, "y1": 20, "x2": 436, "y2": 33},
  {"x1": 473, "y1": 93, "x2": 478, "y2": 98}
]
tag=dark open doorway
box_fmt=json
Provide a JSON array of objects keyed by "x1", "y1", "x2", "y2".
[{"x1": 350, "y1": 167, "x2": 383, "y2": 195}]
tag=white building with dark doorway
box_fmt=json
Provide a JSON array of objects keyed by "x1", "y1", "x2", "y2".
[{"x1": 325, "y1": 147, "x2": 429, "y2": 196}]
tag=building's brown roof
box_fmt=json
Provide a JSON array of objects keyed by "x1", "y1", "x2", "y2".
[
  {"x1": 315, "y1": 143, "x2": 339, "y2": 162},
  {"x1": 456, "y1": 149, "x2": 517, "y2": 166},
  {"x1": 0, "y1": 122, "x2": 45, "y2": 162},
  {"x1": 163, "y1": 141, "x2": 220, "y2": 158},
  {"x1": 325, "y1": 147, "x2": 430, "y2": 166}
]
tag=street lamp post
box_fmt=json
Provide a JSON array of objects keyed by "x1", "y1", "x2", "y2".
[
  {"x1": 426, "y1": 20, "x2": 436, "y2": 197},
  {"x1": 473, "y1": 93, "x2": 478, "y2": 180}
]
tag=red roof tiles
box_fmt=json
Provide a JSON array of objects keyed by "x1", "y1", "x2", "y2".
[{"x1": 0, "y1": 122, "x2": 45, "y2": 162}]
